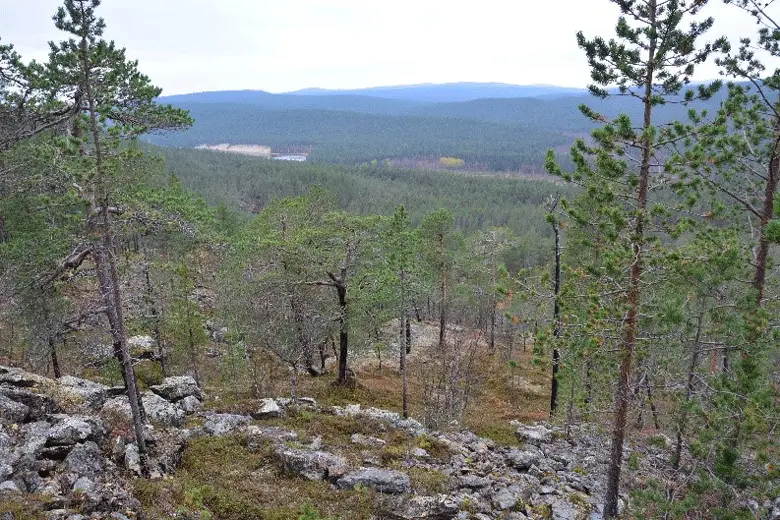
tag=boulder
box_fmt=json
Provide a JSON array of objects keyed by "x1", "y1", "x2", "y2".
[
  {"x1": 0, "y1": 480, "x2": 20, "y2": 493},
  {"x1": 127, "y1": 336, "x2": 156, "y2": 357},
  {"x1": 47, "y1": 416, "x2": 104, "y2": 446},
  {"x1": 0, "y1": 463, "x2": 12, "y2": 481},
  {"x1": 252, "y1": 398, "x2": 283, "y2": 419},
  {"x1": 202, "y1": 413, "x2": 250, "y2": 436},
  {"x1": 149, "y1": 376, "x2": 201, "y2": 402},
  {"x1": 72, "y1": 476, "x2": 95, "y2": 494},
  {"x1": 0, "y1": 387, "x2": 61, "y2": 420},
  {"x1": 514, "y1": 423, "x2": 553, "y2": 446},
  {"x1": 63, "y1": 441, "x2": 104, "y2": 479},
  {"x1": 506, "y1": 447, "x2": 543, "y2": 471},
  {"x1": 142, "y1": 392, "x2": 185, "y2": 427},
  {"x1": 492, "y1": 486, "x2": 521, "y2": 510},
  {"x1": 0, "y1": 393, "x2": 30, "y2": 423},
  {"x1": 178, "y1": 395, "x2": 202, "y2": 414},
  {"x1": 0, "y1": 366, "x2": 50, "y2": 388},
  {"x1": 395, "y1": 494, "x2": 460, "y2": 519},
  {"x1": 336, "y1": 467, "x2": 411, "y2": 494},
  {"x1": 124, "y1": 444, "x2": 141, "y2": 475},
  {"x1": 20, "y1": 421, "x2": 51, "y2": 457},
  {"x1": 57, "y1": 377, "x2": 109, "y2": 410},
  {"x1": 245, "y1": 425, "x2": 298, "y2": 447},
  {"x1": 351, "y1": 433, "x2": 386, "y2": 447},
  {"x1": 275, "y1": 446, "x2": 348, "y2": 481}
]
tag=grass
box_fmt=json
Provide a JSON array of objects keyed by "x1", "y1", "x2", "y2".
[{"x1": 134, "y1": 435, "x2": 376, "y2": 520}]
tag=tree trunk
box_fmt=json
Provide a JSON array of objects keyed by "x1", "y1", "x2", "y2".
[
  {"x1": 81, "y1": 35, "x2": 147, "y2": 459},
  {"x1": 405, "y1": 314, "x2": 412, "y2": 354},
  {"x1": 674, "y1": 314, "x2": 703, "y2": 469},
  {"x1": 400, "y1": 312, "x2": 408, "y2": 418},
  {"x1": 550, "y1": 218, "x2": 562, "y2": 415},
  {"x1": 335, "y1": 281, "x2": 350, "y2": 384},
  {"x1": 604, "y1": 5, "x2": 655, "y2": 514},
  {"x1": 438, "y1": 230, "x2": 447, "y2": 346},
  {"x1": 751, "y1": 118, "x2": 780, "y2": 306},
  {"x1": 49, "y1": 336, "x2": 61, "y2": 379}
]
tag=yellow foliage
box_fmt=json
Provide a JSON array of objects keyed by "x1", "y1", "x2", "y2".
[{"x1": 438, "y1": 156, "x2": 465, "y2": 168}]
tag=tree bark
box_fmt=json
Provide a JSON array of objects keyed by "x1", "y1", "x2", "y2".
[
  {"x1": 550, "y1": 215, "x2": 562, "y2": 415},
  {"x1": 674, "y1": 314, "x2": 703, "y2": 470},
  {"x1": 604, "y1": 4, "x2": 655, "y2": 514}
]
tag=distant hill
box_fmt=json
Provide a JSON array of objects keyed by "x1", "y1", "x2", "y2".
[{"x1": 285, "y1": 82, "x2": 588, "y2": 103}]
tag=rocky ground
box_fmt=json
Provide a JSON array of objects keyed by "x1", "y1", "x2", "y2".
[{"x1": 2, "y1": 365, "x2": 778, "y2": 520}]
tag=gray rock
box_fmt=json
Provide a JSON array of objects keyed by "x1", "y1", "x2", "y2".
[
  {"x1": 492, "y1": 486, "x2": 520, "y2": 510},
  {"x1": 413, "y1": 447, "x2": 429, "y2": 458},
  {"x1": 0, "y1": 480, "x2": 21, "y2": 493},
  {"x1": 514, "y1": 423, "x2": 553, "y2": 446},
  {"x1": 150, "y1": 376, "x2": 201, "y2": 402},
  {"x1": 63, "y1": 441, "x2": 103, "y2": 478},
  {"x1": 351, "y1": 433, "x2": 386, "y2": 447},
  {"x1": 396, "y1": 494, "x2": 460, "y2": 519},
  {"x1": 178, "y1": 395, "x2": 202, "y2": 414},
  {"x1": 100, "y1": 396, "x2": 132, "y2": 424},
  {"x1": 142, "y1": 392, "x2": 185, "y2": 427},
  {"x1": 0, "y1": 393, "x2": 30, "y2": 423},
  {"x1": 252, "y1": 398, "x2": 283, "y2": 419},
  {"x1": 124, "y1": 444, "x2": 141, "y2": 475},
  {"x1": 275, "y1": 446, "x2": 348, "y2": 481},
  {"x1": 506, "y1": 447, "x2": 543, "y2": 470},
  {"x1": 0, "y1": 366, "x2": 50, "y2": 387},
  {"x1": 458, "y1": 475, "x2": 490, "y2": 489},
  {"x1": 71, "y1": 476, "x2": 95, "y2": 494},
  {"x1": 47, "y1": 416, "x2": 98, "y2": 446},
  {"x1": 57, "y1": 376, "x2": 109, "y2": 410},
  {"x1": 20, "y1": 421, "x2": 51, "y2": 457},
  {"x1": 245, "y1": 425, "x2": 298, "y2": 447},
  {"x1": 336, "y1": 467, "x2": 411, "y2": 494},
  {"x1": 0, "y1": 463, "x2": 11, "y2": 481},
  {"x1": 0, "y1": 387, "x2": 61, "y2": 420},
  {"x1": 202, "y1": 413, "x2": 250, "y2": 436}
]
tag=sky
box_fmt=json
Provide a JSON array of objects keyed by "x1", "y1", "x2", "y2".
[{"x1": 0, "y1": 0, "x2": 765, "y2": 95}]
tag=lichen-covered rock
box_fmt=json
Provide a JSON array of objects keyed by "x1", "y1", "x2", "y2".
[
  {"x1": 351, "y1": 433, "x2": 386, "y2": 447},
  {"x1": 275, "y1": 446, "x2": 348, "y2": 481},
  {"x1": 63, "y1": 441, "x2": 103, "y2": 479},
  {"x1": 506, "y1": 447, "x2": 543, "y2": 471},
  {"x1": 513, "y1": 423, "x2": 553, "y2": 446},
  {"x1": 0, "y1": 393, "x2": 30, "y2": 423},
  {"x1": 46, "y1": 416, "x2": 105, "y2": 446},
  {"x1": 0, "y1": 480, "x2": 21, "y2": 493},
  {"x1": 57, "y1": 377, "x2": 109, "y2": 410},
  {"x1": 124, "y1": 444, "x2": 141, "y2": 475},
  {"x1": 252, "y1": 398, "x2": 283, "y2": 419},
  {"x1": 142, "y1": 392, "x2": 185, "y2": 427},
  {"x1": 202, "y1": 413, "x2": 250, "y2": 436},
  {"x1": 336, "y1": 467, "x2": 411, "y2": 494},
  {"x1": 245, "y1": 425, "x2": 298, "y2": 447},
  {"x1": 149, "y1": 376, "x2": 201, "y2": 402},
  {"x1": 0, "y1": 387, "x2": 61, "y2": 420},
  {"x1": 0, "y1": 366, "x2": 50, "y2": 388},
  {"x1": 178, "y1": 395, "x2": 202, "y2": 414}
]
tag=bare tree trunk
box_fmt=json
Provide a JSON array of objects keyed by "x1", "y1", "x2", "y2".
[
  {"x1": 674, "y1": 314, "x2": 703, "y2": 469},
  {"x1": 550, "y1": 214, "x2": 562, "y2": 415},
  {"x1": 143, "y1": 263, "x2": 166, "y2": 378},
  {"x1": 405, "y1": 314, "x2": 412, "y2": 355},
  {"x1": 335, "y1": 279, "x2": 350, "y2": 385}
]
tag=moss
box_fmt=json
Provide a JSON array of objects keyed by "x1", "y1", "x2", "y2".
[
  {"x1": 134, "y1": 359, "x2": 164, "y2": 389},
  {"x1": 408, "y1": 467, "x2": 450, "y2": 494}
]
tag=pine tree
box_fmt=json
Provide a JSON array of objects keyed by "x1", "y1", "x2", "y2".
[
  {"x1": 546, "y1": 0, "x2": 722, "y2": 515},
  {"x1": 43, "y1": 0, "x2": 191, "y2": 460}
]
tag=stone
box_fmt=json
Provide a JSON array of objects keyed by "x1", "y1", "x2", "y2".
[
  {"x1": 72, "y1": 476, "x2": 95, "y2": 494},
  {"x1": 0, "y1": 393, "x2": 30, "y2": 423},
  {"x1": 245, "y1": 425, "x2": 298, "y2": 447},
  {"x1": 124, "y1": 444, "x2": 141, "y2": 475},
  {"x1": 202, "y1": 413, "x2": 251, "y2": 436},
  {"x1": 275, "y1": 446, "x2": 348, "y2": 481},
  {"x1": 178, "y1": 395, "x2": 202, "y2": 414},
  {"x1": 413, "y1": 447, "x2": 429, "y2": 458},
  {"x1": 46, "y1": 416, "x2": 99, "y2": 446},
  {"x1": 142, "y1": 392, "x2": 185, "y2": 427},
  {"x1": 0, "y1": 480, "x2": 21, "y2": 493},
  {"x1": 506, "y1": 447, "x2": 543, "y2": 470},
  {"x1": 458, "y1": 475, "x2": 491, "y2": 489},
  {"x1": 397, "y1": 494, "x2": 460, "y2": 519},
  {"x1": 20, "y1": 421, "x2": 51, "y2": 457},
  {"x1": 514, "y1": 423, "x2": 553, "y2": 446},
  {"x1": 0, "y1": 387, "x2": 61, "y2": 420},
  {"x1": 128, "y1": 335, "x2": 156, "y2": 356},
  {"x1": 63, "y1": 441, "x2": 103, "y2": 478},
  {"x1": 252, "y1": 398, "x2": 283, "y2": 419},
  {"x1": 149, "y1": 376, "x2": 201, "y2": 402},
  {"x1": 0, "y1": 366, "x2": 50, "y2": 387},
  {"x1": 0, "y1": 463, "x2": 11, "y2": 481},
  {"x1": 57, "y1": 377, "x2": 109, "y2": 410},
  {"x1": 336, "y1": 467, "x2": 411, "y2": 494},
  {"x1": 492, "y1": 486, "x2": 520, "y2": 510},
  {"x1": 351, "y1": 433, "x2": 386, "y2": 447}
]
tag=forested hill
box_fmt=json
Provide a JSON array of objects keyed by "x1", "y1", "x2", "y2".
[{"x1": 150, "y1": 82, "x2": 729, "y2": 172}]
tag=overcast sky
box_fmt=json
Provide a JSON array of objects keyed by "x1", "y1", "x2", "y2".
[{"x1": 0, "y1": 0, "x2": 764, "y2": 95}]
